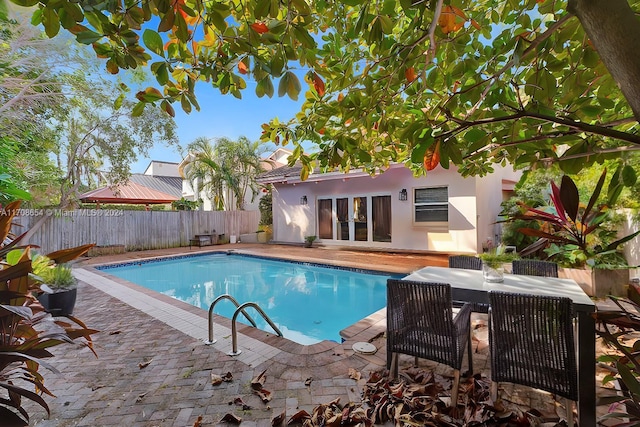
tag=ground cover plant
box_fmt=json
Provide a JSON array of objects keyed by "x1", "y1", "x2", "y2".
[{"x1": 0, "y1": 200, "x2": 98, "y2": 425}]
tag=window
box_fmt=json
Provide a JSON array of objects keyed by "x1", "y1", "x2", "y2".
[{"x1": 414, "y1": 187, "x2": 448, "y2": 224}]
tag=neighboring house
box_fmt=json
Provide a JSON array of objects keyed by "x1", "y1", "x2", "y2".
[
  {"x1": 143, "y1": 160, "x2": 181, "y2": 177},
  {"x1": 257, "y1": 162, "x2": 521, "y2": 254},
  {"x1": 179, "y1": 147, "x2": 292, "y2": 211},
  {"x1": 78, "y1": 161, "x2": 183, "y2": 209}
]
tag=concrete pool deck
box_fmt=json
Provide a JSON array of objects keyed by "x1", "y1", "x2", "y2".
[{"x1": 27, "y1": 244, "x2": 613, "y2": 426}]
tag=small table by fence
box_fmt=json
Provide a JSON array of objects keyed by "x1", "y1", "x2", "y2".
[
  {"x1": 189, "y1": 233, "x2": 218, "y2": 248},
  {"x1": 403, "y1": 266, "x2": 597, "y2": 427}
]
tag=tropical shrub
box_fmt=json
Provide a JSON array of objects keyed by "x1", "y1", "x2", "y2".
[
  {"x1": 509, "y1": 169, "x2": 640, "y2": 268},
  {"x1": 0, "y1": 200, "x2": 98, "y2": 424},
  {"x1": 594, "y1": 287, "x2": 640, "y2": 425},
  {"x1": 171, "y1": 197, "x2": 201, "y2": 211}
]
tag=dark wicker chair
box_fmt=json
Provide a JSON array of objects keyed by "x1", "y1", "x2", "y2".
[
  {"x1": 448, "y1": 255, "x2": 482, "y2": 270},
  {"x1": 386, "y1": 279, "x2": 473, "y2": 406},
  {"x1": 512, "y1": 259, "x2": 558, "y2": 277},
  {"x1": 448, "y1": 255, "x2": 488, "y2": 312},
  {"x1": 488, "y1": 291, "x2": 577, "y2": 424}
]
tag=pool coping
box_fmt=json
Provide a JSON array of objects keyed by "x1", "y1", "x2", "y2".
[{"x1": 76, "y1": 249, "x2": 393, "y2": 368}]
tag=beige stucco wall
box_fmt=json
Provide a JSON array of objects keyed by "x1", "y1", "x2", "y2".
[{"x1": 270, "y1": 164, "x2": 520, "y2": 253}]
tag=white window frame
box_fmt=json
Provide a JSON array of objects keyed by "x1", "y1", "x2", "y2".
[{"x1": 412, "y1": 186, "x2": 449, "y2": 229}]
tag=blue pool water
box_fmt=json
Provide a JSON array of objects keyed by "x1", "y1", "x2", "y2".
[{"x1": 100, "y1": 253, "x2": 394, "y2": 345}]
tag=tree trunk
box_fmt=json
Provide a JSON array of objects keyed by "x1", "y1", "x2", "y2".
[{"x1": 568, "y1": 0, "x2": 640, "y2": 121}]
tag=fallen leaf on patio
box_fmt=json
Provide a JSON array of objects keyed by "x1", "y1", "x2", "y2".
[
  {"x1": 304, "y1": 377, "x2": 313, "y2": 386},
  {"x1": 222, "y1": 371, "x2": 233, "y2": 382},
  {"x1": 348, "y1": 368, "x2": 361, "y2": 380},
  {"x1": 251, "y1": 369, "x2": 267, "y2": 390},
  {"x1": 254, "y1": 388, "x2": 272, "y2": 403},
  {"x1": 271, "y1": 410, "x2": 285, "y2": 426},
  {"x1": 211, "y1": 373, "x2": 224, "y2": 386},
  {"x1": 139, "y1": 359, "x2": 152, "y2": 369},
  {"x1": 193, "y1": 415, "x2": 203, "y2": 427},
  {"x1": 287, "y1": 409, "x2": 310, "y2": 424},
  {"x1": 221, "y1": 413, "x2": 242, "y2": 424},
  {"x1": 135, "y1": 392, "x2": 147, "y2": 402}
]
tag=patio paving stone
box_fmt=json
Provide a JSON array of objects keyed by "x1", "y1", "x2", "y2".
[{"x1": 21, "y1": 244, "x2": 618, "y2": 426}]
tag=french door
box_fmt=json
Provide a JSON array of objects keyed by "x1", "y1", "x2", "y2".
[{"x1": 319, "y1": 195, "x2": 391, "y2": 242}]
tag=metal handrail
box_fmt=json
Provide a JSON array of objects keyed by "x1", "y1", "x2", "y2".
[
  {"x1": 229, "y1": 302, "x2": 283, "y2": 356},
  {"x1": 204, "y1": 294, "x2": 257, "y2": 345}
]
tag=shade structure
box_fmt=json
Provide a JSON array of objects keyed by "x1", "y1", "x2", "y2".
[{"x1": 79, "y1": 181, "x2": 179, "y2": 205}]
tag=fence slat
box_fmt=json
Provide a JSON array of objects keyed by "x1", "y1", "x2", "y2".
[{"x1": 10, "y1": 210, "x2": 260, "y2": 253}]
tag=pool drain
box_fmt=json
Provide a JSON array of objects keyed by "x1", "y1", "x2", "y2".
[{"x1": 352, "y1": 342, "x2": 377, "y2": 355}]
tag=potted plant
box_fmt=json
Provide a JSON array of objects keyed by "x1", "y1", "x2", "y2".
[
  {"x1": 478, "y1": 245, "x2": 518, "y2": 283},
  {"x1": 304, "y1": 235, "x2": 317, "y2": 248},
  {"x1": 35, "y1": 260, "x2": 78, "y2": 316}
]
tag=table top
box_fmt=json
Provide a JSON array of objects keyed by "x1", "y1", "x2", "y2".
[{"x1": 404, "y1": 266, "x2": 595, "y2": 312}]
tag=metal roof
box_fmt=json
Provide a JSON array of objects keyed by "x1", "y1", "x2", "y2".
[
  {"x1": 79, "y1": 179, "x2": 180, "y2": 205},
  {"x1": 128, "y1": 174, "x2": 182, "y2": 198}
]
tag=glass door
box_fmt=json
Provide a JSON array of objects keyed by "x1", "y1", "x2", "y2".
[
  {"x1": 353, "y1": 196, "x2": 367, "y2": 241},
  {"x1": 336, "y1": 198, "x2": 349, "y2": 240}
]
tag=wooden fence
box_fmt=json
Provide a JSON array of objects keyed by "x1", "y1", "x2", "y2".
[{"x1": 11, "y1": 209, "x2": 260, "y2": 254}]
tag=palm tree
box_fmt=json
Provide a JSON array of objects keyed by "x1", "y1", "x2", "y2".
[{"x1": 182, "y1": 136, "x2": 265, "y2": 210}]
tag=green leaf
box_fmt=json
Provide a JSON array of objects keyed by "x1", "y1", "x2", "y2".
[
  {"x1": 464, "y1": 128, "x2": 487, "y2": 143},
  {"x1": 278, "y1": 72, "x2": 289, "y2": 97},
  {"x1": 30, "y1": 8, "x2": 42, "y2": 25},
  {"x1": 114, "y1": 93, "x2": 125, "y2": 110},
  {"x1": 180, "y1": 94, "x2": 192, "y2": 113},
  {"x1": 174, "y1": 11, "x2": 189, "y2": 42},
  {"x1": 616, "y1": 361, "x2": 640, "y2": 396},
  {"x1": 42, "y1": 7, "x2": 61, "y2": 38},
  {"x1": 410, "y1": 136, "x2": 433, "y2": 164},
  {"x1": 9, "y1": 0, "x2": 39, "y2": 6},
  {"x1": 378, "y1": 15, "x2": 394, "y2": 34},
  {"x1": 143, "y1": 29, "x2": 164, "y2": 56},
  {"x1": 210, "y1": 11, "x2": 227, "y2": 32},
  {"x1": 0, "y1": 0, "x2": 7, "y2": 20},
  {"x1": 292, "y1": 25, "x2": 316, "y2": 49},
  {"x1": 622, "y1": 165, "x2": 637, "y2": 187},
  {"x1": 131, "y1": 102, "x2": 146, "y2": 117},
  {"x1": 161, "y1": 100, "x2": 175, "y2": 117},
  {"x1": 76, "y1": 30, "x2": 103, "y2": 45},
  {"x1": 256, "y1": 77, "x2": 274, "y2": 98},
  {"x1": 255, "y1": 0, "x2": 270, "y2": 18},
  {"x1": 158, "y1": 8, "x2": 175, "y2": 33}
]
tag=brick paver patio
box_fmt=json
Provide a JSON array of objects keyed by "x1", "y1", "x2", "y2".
[{"x1": 25, "y1": 244, "x2": 613, "y2": 426}]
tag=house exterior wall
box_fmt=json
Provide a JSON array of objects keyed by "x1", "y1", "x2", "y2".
[
  {"x1": 270, "y1": 165, "x2": 518, "y2": 253},
  {"x1": 144, "y1": 161, "x2": 181, "y2": 177},
  {"x1": 473, "y1": 165, "x2": 522, "y2": 249}
]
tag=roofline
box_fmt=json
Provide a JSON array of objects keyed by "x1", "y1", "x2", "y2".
[{"x1": 257, "y1": 163, "x2": 406, "y2": 185}]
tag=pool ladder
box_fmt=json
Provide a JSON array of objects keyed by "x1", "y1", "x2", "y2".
[{"x1": 204, "y1": 294, "x2": 283, "y2": 356}]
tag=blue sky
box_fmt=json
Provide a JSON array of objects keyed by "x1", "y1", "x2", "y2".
[{"x1": 131, "y1": 81, "x2": 306, "y2": 173}]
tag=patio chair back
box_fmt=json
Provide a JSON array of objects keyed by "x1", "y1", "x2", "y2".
[
  {"x1": 448, "y1": 255, "x2": 482, "y2": 270},
  {"x1": 386, "y1": 279, "x2": 473, "y2": 405},
  {"x1": 488, "y1": 290, "x2": 578, "y2": 401},
  {"x1": 512, "y1": 259, "x2": 558, "y2": 277}
]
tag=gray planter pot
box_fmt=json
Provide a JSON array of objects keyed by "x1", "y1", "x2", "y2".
[{"x1": 38, "y1": 288, "x2": 77, "y2": 316}]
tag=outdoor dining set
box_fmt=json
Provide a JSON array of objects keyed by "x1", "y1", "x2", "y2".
[{"x1": 387, "y1": 255, "x2": 596, "y2": 427}]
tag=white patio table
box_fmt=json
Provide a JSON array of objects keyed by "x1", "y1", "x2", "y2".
[{"x1": 403, "y1": 266, "x2": 596, "y2": 427}]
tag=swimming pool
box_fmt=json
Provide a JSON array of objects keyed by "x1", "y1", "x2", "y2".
[{"x1": 99, "y1": 252, "x2": 395, "y2": 345}]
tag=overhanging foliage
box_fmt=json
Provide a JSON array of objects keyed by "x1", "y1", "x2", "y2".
[{"x1": 6, "y1": 0, "x2": 640, "y2": 179}]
